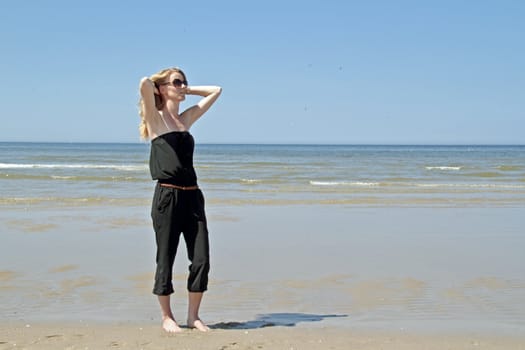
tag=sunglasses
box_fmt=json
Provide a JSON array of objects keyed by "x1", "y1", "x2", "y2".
[{"x1": 160, "y1": 78, "x2": 188, "y2": 88}]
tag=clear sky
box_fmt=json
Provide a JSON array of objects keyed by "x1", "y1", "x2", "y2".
[{"x1": 1, "y1": 1, "x2": 524, "y2": 144}]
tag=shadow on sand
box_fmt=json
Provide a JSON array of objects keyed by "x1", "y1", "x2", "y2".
[{"x1": 211, "y1": 313, "x2": 348, "y2": 329}]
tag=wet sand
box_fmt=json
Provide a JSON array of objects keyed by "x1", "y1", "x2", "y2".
[{"x1": 1, "y1": 205, "x2": 524, "y2": 341}]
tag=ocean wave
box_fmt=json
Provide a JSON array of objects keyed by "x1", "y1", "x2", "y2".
[
  {"x1": 207, "y1": 197, "x2": 525, "y2": 207},
  {"x1": 310, "y1": 181, "x2": 380, "y2": 187},
  {"x1": 0, "y1": 174, "x2": 145, "y2": 182},
  {"x1": 496, "y1": 165, "x2": 523, "y2": 171},
  {"x1": 241, "y1": 178, "x2": 263, "y2": 184},
  {"x1": 308, "y1": 180, "x2": 525, "y2": 190},
  {"x1": 202, "y1": 178, "x2": 286, "y2": 185},
  {"x1": 416, "y1": 183, "x2": 525, "y2": 189},
  {"x1": 462, "y1": 172, "x2": 502, "y2": 178},
  {"x1": 425, "y1": 166, "x2": 462, "y2": 171},
  {"x1": 0, "y1": 163, "x2": 147, "y2": 171},
  {"x1": 0, "y1": 197, "x2": 148, "y2": 206}
]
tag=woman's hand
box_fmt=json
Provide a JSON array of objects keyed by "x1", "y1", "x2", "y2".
[{"x1": 140, "y1": 77, "x2": 161, "y2": 95}]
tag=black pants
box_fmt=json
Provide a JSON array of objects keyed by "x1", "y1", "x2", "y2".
[{"x1": 151, "y1": 183, "x2": 210, "y2": 295}]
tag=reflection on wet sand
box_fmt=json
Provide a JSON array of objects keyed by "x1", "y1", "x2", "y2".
[
  {"x1": 0, "y1": 270, "x2": 17, "y2": 282},
  {"x1": 49, "y1": 265, "x2": 79, "y2": 273},
  {"x1": 6, "y1": 220, "x2": 58, "y2": 233}
]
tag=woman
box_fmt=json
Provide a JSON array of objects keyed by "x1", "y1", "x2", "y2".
[{"x1": 138, "y1": 67, "x2": 222, "y2": 332}]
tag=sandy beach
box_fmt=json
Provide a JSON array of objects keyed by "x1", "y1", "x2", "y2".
[
  {"x1": 2, "y1": 205, "x2": 525, "y2": 350},
  {"x1": 1, "y1": 143, "x2": 525, "y2": 348},
  {"x1": 1, "y1": 323, "x2": 524, "y2": 350}
]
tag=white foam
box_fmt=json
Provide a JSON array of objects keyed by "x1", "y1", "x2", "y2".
[
  {"x1": 425, "y1": 166, "x2": 462, "y2": 171},
  {"x1": 310, "y1": 181, "x2": 380, "y2": 187},
  {"x1": 0, "y1": 163, "x2": 146, "y2": 171},
  {"x1": 241, "y1": 178, "x2": 262, "y2": 184}
]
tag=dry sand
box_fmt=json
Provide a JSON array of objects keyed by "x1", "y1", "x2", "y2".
[{"x1": 1, "y1": 323, "x2": 524, "y2": 350}]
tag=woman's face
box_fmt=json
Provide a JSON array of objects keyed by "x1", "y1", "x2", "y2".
[{"x1": 160, "y1": 72, "x2": 187, "y2": 102}]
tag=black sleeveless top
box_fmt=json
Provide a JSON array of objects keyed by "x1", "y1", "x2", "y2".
[{"x1": 149, "y1": 131, "x2": 198, "y2": 187}]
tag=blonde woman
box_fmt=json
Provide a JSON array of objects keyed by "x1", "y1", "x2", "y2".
[{"x1": 138, "y1": 67, "x2": 221, "y2": 332}]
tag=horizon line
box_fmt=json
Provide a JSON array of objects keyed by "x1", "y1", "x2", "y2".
[{"x1": 1, "y1": 141, "x2": 524, "y2": 147}]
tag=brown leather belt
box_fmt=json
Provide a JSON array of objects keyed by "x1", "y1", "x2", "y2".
[{"x1": 159, "y1": 183, "x2": 199, "y2": 191}]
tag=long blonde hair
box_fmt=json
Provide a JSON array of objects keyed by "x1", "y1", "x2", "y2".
[{"x1": 138, "y1": 67, "x2": 187, "y2": 140}]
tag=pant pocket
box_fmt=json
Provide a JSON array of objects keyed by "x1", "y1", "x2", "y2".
[
  {"x1": 152, "y1": 186, "x2": 174, "y2": 218},
  {"x1": 157, "y1": 187, "x2": 174, "y2": 213}
]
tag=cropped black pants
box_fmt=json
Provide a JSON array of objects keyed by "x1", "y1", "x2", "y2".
[{"x1": 151, "y1": 183, "x2": 210, "y2": 295}]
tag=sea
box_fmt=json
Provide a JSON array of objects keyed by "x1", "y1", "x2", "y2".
[
  {"x1": 1, "y1": 142, "x2": 524, "y2": 208},
  {"x1": 1, "y1": 142, "x2": 524, "y2": 333}
]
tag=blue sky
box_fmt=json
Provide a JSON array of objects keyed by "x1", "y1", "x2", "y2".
[{"x1": 1, "y1": 1, "x2": 523, "y2": 144}]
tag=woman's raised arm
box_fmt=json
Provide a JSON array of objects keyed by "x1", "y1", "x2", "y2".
[{"x1": 181, "y1": 86, "x2": 222, "y2": 127}]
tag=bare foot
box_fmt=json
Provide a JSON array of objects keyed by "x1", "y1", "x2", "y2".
[
  {"x1": 187, "y1": 318, "x2": 210, "y2": 332},
  {"x1": 162, "y1": 317, "x2": 183, "y2": 333}
]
